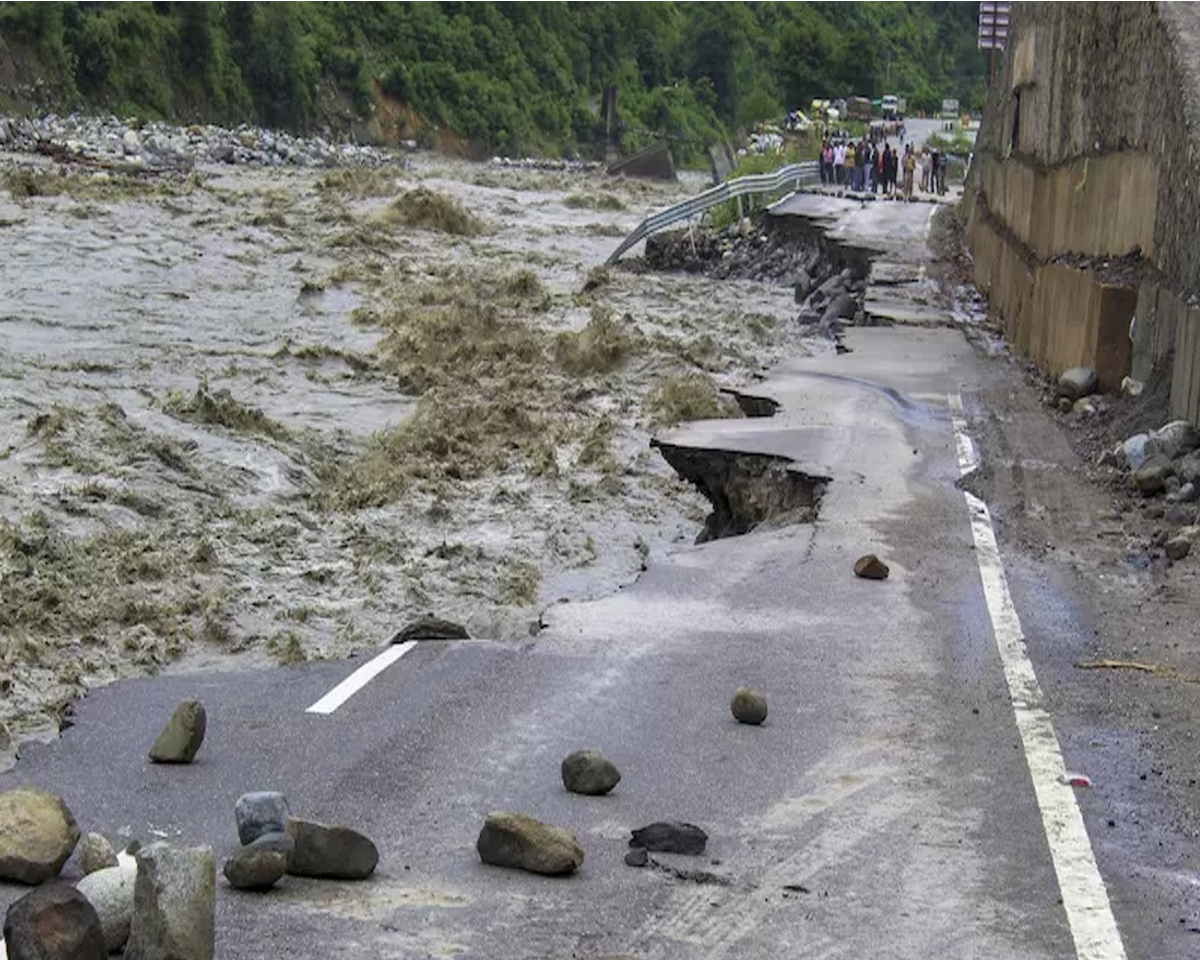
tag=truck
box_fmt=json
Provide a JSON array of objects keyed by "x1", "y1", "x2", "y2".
[
  {"x1": 881, "y1": 94, "x2": 900, "y2": 119},
  {"x1": 941, "y1": 98, "x2": 960, "y2": 120},
  {"x1": 847, "y1": 96, "x2": 874, "y2": 121}
]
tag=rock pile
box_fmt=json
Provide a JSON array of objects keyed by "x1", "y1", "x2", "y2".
[
  {"x1": 0, "y1": 114, "x2": 398, "y2": 169},
  {"x1": 796, "y1": 267, "x2": 870, "y2": 335},
  {"x1": 489, "y1": 155, "x2": 600, "y2": 173},
  {"x1": 220, "y1": 791, "x2": 376, "y2": 890},
  {"x1": 1105, "y1": 418, "x2": 1200, "y2": 562}
]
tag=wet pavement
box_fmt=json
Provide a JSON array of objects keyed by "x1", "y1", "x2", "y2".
[{"x1": 4, "y1": 174, "x2": 1196, "y2": 959}]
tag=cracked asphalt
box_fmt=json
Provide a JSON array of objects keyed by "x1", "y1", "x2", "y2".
[{"x1": 3, "y1": 191, "x2": 1198, "y2": 960}]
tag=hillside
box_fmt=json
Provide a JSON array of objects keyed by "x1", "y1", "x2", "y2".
[{"x1": 0, "y1": 2, "x2": 985, "y2": 161}]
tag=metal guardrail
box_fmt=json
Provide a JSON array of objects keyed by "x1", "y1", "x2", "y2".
[{"x1": 607, "y1": 160, "x2": 821, "y2": 264}]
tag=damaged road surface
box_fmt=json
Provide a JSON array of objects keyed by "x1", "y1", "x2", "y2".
[
  {"x1": 650, "y1": 439, "x2": 829, "y2": 543},
  {"x1": 3, "y1": 190, "x2": 1198, "y2": 960}
]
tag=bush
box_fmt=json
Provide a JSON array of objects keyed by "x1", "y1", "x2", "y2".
[{"x1": 379, "y1": 188, "x2": 483, "y2": 236}]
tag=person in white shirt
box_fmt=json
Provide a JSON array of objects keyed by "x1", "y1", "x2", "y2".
[{"x1": 833, "y1": 143, "x2": 846, "y2": 186}]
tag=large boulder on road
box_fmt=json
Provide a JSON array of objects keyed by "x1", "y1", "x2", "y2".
[
  {"x1": 285, "y1": 818, "x2": 377, "y2": 880},
  {"x1": 148, "y1": 700, "x2": 206, "y2": 764},
  {"x1": 561, "y1": 751, "x2": 621, "y2": 796},
  {"x1": 476, "y1": 813, "x2": 584, "y2": 876},
  {"x1": 0, "y1": 786, "x2": 80, "y2": 885},
  {"x1": 3, "y1": 883, "x2": 105, "y2": 960},
  {"x1": 76, "y1": 855, "x2": 137, "y2": 953},
  {"x1": 78, "y1": 833, "x2": 118, "y2": 877},
  {"x1": 629, "y1": 822, "x2": 708, "y2": 855},
  {"x1": 730, "y1": 688, "x2": 768, "y2": 725},
  {"x1": 235, "y1": 792, "x2": 289, "y2": 846},
  {"x1": 127, "y1": 843, "x2": 215, "y2": 960}
]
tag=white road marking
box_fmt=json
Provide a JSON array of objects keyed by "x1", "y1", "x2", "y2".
[
  {"x1": 948, "y1": 393, "x2": 1127, "y2": 960},
  {"x1": 304, "y1": 641, "x2": 417, "y2": 715}
]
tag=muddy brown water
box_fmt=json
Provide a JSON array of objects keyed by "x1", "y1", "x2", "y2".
[{"x1": 0, "y1": 154, "x2": 825, "y2": 744}]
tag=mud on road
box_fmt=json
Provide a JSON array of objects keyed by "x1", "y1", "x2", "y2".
[{"x1": 0, "y1": 153, "x2": 827, "y2": 742}]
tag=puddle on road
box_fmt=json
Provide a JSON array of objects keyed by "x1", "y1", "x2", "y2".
[{"x1": 0, "y1": 155, "x2": 821, "y2": 735}]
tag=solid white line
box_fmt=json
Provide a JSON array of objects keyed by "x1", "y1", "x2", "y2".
[
  {"x1": 948, "y1": 393, "x2": 1127, "y2": 960},
  {"x1": 304, "y1": 641, "x2": 417, "y2": 715}
]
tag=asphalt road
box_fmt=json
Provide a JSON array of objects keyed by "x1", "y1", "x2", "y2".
[{"x1": 1, "y1": 197, "x2": 1194, "y2": 960}]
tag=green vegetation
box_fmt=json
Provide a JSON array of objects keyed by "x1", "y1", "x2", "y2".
[
  {"x1": 645, "y1": 374, "x2": 742, "y2": 427},
  {"x1": 163, "y1": 383, "x2": 289, "y2": 441},
  {"x1": 378, "y1": 188, "x2": 483, "y2": 236},
  {"x1": 923, "y1": 130, "x2": 977, "y2": 156},
  {"x1": 553, "y1": 309, "x2": 638, "y2": 376},
  {"x1": 0, "y1": 3, "x2": 986, "y2": 161}
]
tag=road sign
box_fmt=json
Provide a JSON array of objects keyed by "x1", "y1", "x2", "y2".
[{"x1": 979, "y1": 1, "x2": 1011, "y2": 50}]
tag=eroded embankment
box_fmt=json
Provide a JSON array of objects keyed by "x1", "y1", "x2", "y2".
[
  {"x1": 652, "y1": 441, "x2": 830, "y2": 544},
  {"x1": 634, "y1": 215, "x2": 848, "y2": 544}
]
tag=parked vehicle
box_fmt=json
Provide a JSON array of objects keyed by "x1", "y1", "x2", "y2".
[
  {"x1": 847, "y1": 96, "x2": 874, "y2": 121},
  {"x1": 881, "y1": 94, "x2": 900, "y2": 119},
  {"x1": 941, "y1": 98, "x2": 960, "y2": 120}
]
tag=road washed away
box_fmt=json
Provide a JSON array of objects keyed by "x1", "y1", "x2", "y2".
[{"x1": 0, "y1": 142, "x2": 835, "y2": 747}]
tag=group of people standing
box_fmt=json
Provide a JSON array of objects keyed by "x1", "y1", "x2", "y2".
[{"x1": 818, "y1": 138, "x2": 948, "y2": 200}]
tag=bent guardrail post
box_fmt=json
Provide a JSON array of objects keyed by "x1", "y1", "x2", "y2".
[{"x1": 607, "y1": 161, "x2": 820, "y2": 264}]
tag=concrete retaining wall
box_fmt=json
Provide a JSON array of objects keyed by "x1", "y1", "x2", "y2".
[
  {"x1": 970, "y1": 216, "x2": 1132, "y2": 391},
  {"x1": 966, "y1": 2, "x2": 1200, "y2": 420},
  {"x1": 978, "y1": 153, "x2": 1157, "y2": 263}
]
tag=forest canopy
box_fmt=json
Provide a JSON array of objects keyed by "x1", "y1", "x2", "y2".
[{"x1": 0, "y1": 2, "x2": 986, "y2": 158}]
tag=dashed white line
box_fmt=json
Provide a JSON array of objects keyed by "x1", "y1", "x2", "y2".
[
  {"x1": 305, "y1": 641, "x2": 417, "y2": 715},
  {"x1": 948, "y1": 393, "x2": 1127, "y2": 960}
]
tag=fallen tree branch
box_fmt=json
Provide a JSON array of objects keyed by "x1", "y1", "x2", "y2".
[{"x1": 1075, "y1": 659, "x2": 1200, "y2": 684}]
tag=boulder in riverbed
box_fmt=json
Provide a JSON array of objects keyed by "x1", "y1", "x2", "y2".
[
  {"x1": 0, "y1": 785, "x2": 80, "y2": 885},
  {"x1": 476, "y1": 812, "x2": 584, "y2": 876}
]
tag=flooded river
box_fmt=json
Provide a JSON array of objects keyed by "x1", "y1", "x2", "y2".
[{"x1": 0, "y1": 152, "x2": 818, "y2": 743}]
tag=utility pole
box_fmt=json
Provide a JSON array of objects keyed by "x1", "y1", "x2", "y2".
[{"x1": 978, "y1": 2, "x2": 1010, "y2": 87}]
